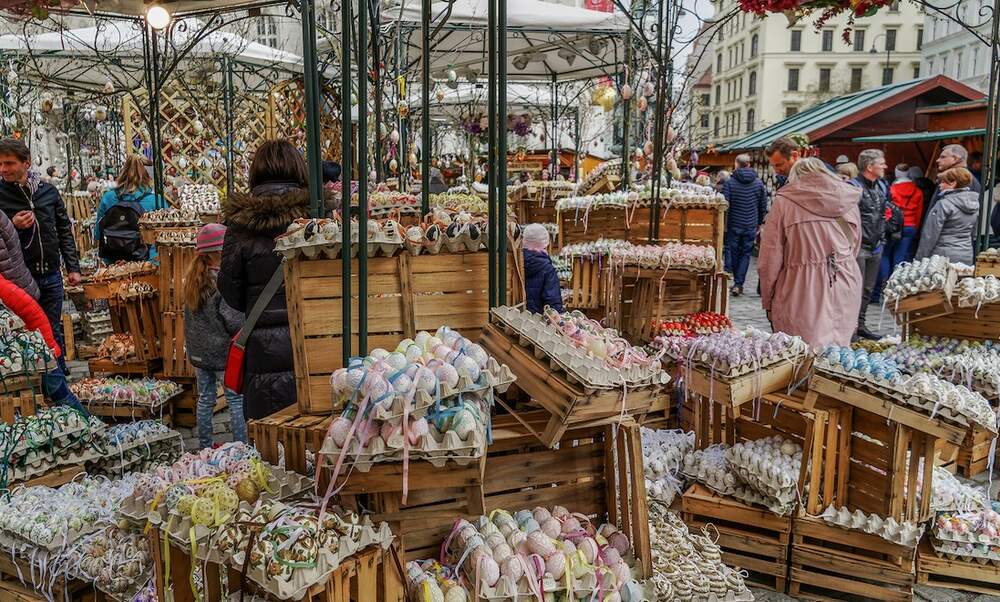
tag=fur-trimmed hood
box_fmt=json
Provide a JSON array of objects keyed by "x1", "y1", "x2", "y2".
[{"x1": 224, "y1": 184, "x2": 338, "y2": 234}]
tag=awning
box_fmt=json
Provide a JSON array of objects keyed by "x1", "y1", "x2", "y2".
[{"x1": 852, "y1": 128, "x2": 985, "y2": 143}]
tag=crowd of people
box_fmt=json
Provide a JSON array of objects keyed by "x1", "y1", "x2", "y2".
[{"x1": 719, "y1": 136, "x2": 992, "y2": 349}]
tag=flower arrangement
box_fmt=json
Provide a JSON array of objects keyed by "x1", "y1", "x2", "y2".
[{"x1": 739, "y1": 0, "x2": 893, "y2": 40}]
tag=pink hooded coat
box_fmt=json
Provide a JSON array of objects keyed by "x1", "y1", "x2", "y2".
[{"x1": 758, "y1": 171, "x2": 863, "y2": 349}]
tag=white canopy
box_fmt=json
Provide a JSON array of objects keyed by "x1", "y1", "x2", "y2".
[
  {"x1": 381, "y1": 0, "x2": 628, "y2": 80},
  {"x1": 0, "y1": 20, "x2": 301, "y2": 89}
]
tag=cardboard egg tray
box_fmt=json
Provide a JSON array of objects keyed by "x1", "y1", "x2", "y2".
[
  {"x1": 932, "y1": 535, "x2": 1000, "y2": 565},
  {"x1": 9, "y1": 445, "x2": 103, "y2": 482},
  {"x1": 318, "y1": 423, "x2": 487, "y2": 472}
]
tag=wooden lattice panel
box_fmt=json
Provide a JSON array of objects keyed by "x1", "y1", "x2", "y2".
[{"x1": 269, "y1": 79, "x2": 342, "y2": 163}]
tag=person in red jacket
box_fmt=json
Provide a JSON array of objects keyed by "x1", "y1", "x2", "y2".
[
  {"x1": 0, "y1": 274, "x2": 87, "y2": 414},
  {"x1": 875, "y1": 164, "x2": 925, "y2": 302}
]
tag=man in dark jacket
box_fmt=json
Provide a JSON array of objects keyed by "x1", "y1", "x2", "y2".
[
  {"x1": 849, "y1": 149, "x2": 889, "y2": 340},
  {"x1": 0, "y1": 139, "x2": 80, "y2": 368},
  {"x1": 722, "y1": 154, "x2": 768, "y2": 296}
]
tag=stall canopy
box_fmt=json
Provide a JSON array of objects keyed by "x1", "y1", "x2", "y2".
[
  {"x1": 0, "y1": 21, "x2": 302, "y2": 89},
  {"x1": 852, "y1": 128, "x2": 986, "y2": 143},
  {"x1": 382, "y1": 0, "x2": 629, "y2": 80}
]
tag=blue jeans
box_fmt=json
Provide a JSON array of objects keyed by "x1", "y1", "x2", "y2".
[
  {"x1": 195, "y1": 367, "x2": 247, "y2": 449},
  {"x1": 725, "y1": 226, "x2": 756, "y2": 287},
  {"x1": 873, "y1": 227, "x2": 917, "y2": 303},
  {"x1": 34, "y1": 271, "x2": 66, "y2": 373},
  {"x1": 42, "y1": 366, "x2": 88, "y2": 416}
]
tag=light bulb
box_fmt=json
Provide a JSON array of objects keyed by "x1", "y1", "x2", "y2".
[{"x1": 146, "y1": 5, "x2": 171, "y2": 29}]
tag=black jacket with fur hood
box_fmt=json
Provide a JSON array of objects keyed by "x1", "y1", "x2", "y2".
[{"x1": 218, "y1": 181, "x2": 315, "y2": 419}]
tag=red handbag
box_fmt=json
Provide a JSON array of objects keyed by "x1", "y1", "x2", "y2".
[{"x1": 224, "y1": 259, "x2": 286, "y2": 393}]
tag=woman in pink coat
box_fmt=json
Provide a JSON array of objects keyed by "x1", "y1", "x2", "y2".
[{"x1": 758, "y1": 158, "x2": 863, "y2": 348}]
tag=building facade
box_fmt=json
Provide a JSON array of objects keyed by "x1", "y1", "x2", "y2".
[
  {"x1": 705, "y1": 0, "x2": 923, "y2": 147},
  {"x1": 920, "y1": 0, "x2": 991, "y2": 92}
]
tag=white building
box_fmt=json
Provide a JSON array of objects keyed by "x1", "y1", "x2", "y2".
[
  {"x1": 920, "y1": 0, "x2": 992, "y2": 92},
  {"x1": 706, "y1": 0, "x2": 924, "y2": 147}
]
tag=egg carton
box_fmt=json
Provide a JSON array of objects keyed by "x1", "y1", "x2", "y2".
[
  {"x1": 0, "y1": 518, "x2": 104, "y2": 553},
  {"x1": 932, "y1": 529, "x2": 1000, "y2": 547},
  {"x1": 318, "y1": 426, "x2": 487, "y2": 471},
  {"x1": 368, "y1": 361, "x2": 513, "y2": 422},
  {"x1": 78, "y1": 386, "x2": 183, "y2": 410},
  {"x1": 689, "y1": 354, "x2": 799, "y2": 381},
  {"x1": 818, "y1": 506, "x2": 923, "y2": 547},
  {"x1": 403, "y1": 234, "x2": 445, "y2": 256},
  {"x1": 931, "y1": 536, "x2": 1000, "y2": 565},
  {"x1": 91, "y1": 433, "x2": 183, "y2": 476},
  {"x1": 8, "y1": 444, "x2": 103, "y2": 483},
  {"x1": 6, "y1": 429, "x2": 105, "y2": 468},
  {"x1": 491, "y1": 306, "x2": 667, "y2": 390},
  {"x1": 99, "y1": 428, "x2": 182, "y2": 457},
  {"x1": 205, "y1": 502, "x2": 393, "y2": 601},
  {"x1": 118, "y1": 465, "x2": 313, "y2": 528},
  {"x1": 728, "y1": 485, "x2": 797, "y2": 517}
]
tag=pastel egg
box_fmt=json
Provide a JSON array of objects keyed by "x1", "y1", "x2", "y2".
[{"x1": 527, "y1": 531, "x2": 555, "y2": 557}]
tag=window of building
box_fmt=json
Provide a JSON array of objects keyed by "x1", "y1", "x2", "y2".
[
  {"x1": 882, "y1": 67, "x2": 894, "y2": 85},
  {"x1": 748, "y1": 71, "x2": 757, "y2": 95},
  {"x1": 747, "y1": 109, "x2": 755, "y2": 133},
  {"x1": 791, "y1": 30, "x2": 802, "y2": 51},
  {"x1": 819, "y1": 67, "x2": 831, "y2": 92},
  {"x1": 787, "y1": 68, "x2": 799, "y2": 91},
  {"x1": 889, "y1": 0, "x2": 900, "y2": 11},
  {"x1": 917, "y1": 28, "x2": 923, "y2": 50},
  {"x1": 715, "y1": 85, "x2": 721, "y2": 105},
  {"x1": 256, "y1": 16, "x2": 279, "y2": 48},
  {"x1": 885, "y1": 28, "x2": 896, "y2": 51},
  {"x1": 853, "y1": 29, "x2": 866, "y2": 52},
  {"x1": 973, "y1": 47, "x2": 981, "y2": 75},
  {"x1": 850, "y1": 67, "x2": 863, "y2": 91},
  {"x1": 750, "y1": 34, "x2": 758, "y2": 58},
  {"x1": 728, "y1": 47, "x2": 733, "y2": 69},
  {"x1": 317, "y1": 7, "x2": 335, "y2": 32},
  {"x1": 717, "y1": 53, "x2": 722, "y2": 73},
  {"x1": 785, "y1": 106, "x2": 799, "y2": 118},
  {"x1": 942, "y1": 54, "x2": 949, "y2": 75},
  {"x1": 714, "y1": 116, "x2": 719, "y2": 137},
  {"x1": 700, "y1": 93, "x2": 711, "y2": 106},
  {"x1": 700, "y1": 113, "x2": 710, "y2": 128},
  {"x1": 928, "y1": 58, "x2": 935, "y2": 75},
  {"x1": 912, "y1": 63, "x2": 920, "y2": 79},
  {"x1": 822, "y1": 30, "x2": 833, "y2": 52}
]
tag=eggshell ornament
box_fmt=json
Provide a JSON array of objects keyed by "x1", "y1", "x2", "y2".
[
  {"x1": 532, "y1": 507, "x2": 552, "y2": 524},
  {"x1": 329, "y1": 416, "x2": 353, "y2": 447},
  {"x1": 501, "y1": 556, "x2": 524, "y2": 581},
  {"x1": 435, "y1": 363, "x2": 460, "y2": 389},
  {"x1": 527, "y1": 531, "x2": 556, "y2": 557},
  {"x1": 541, "y1": 518, "x2": 561, "y2": 538},
  {"x1": 578, "y1": 537, "x2": 599, "y2": 563},
  {"x1": 545, "y1": 553, "x2": 566, "y2": 580}
]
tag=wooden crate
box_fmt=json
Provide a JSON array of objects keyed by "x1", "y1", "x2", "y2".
[
  {"x1": 910, "y1": 298, "x2": 1000, "y2": 341},
  {"x1": 630, "y1": 205, "x2": 726, "y2": 264},
  {"x1": 485, "y1": 412, "x2": 652, "y2": 579},
  {"x1": 0, "y1": 375, "x2": 41, "y2": 423},
  {"x1": 916, "y1": 537, "x2": 1000, "y2": 596},
  {"x1": 556, "y1": 206, "x2": 630, "y2": 247},
  {"x1": 83, "y1": 272, "x2": 159, "y2": 300},
  {"x1": 286, "y1": 252, "x2": 493, "y2": 415},
  {"x1": 171, "y1": 382, "x2": 227, "y2": 428},
  {"x1": 686, "y1": 359, "x2": 803, "y2": 409},
  {"x1": 479, "y1": 320, "x2": 667, "y2": 447},
  {"x1": 161, "y1": 311, "x2": 194, "y2": 378},
  {"x1": 88, "y1": 358, "x2": 162, "y2": 376},
  {"x1": 608, "y1": 268, "x2": 717, "y2": 343},
  {"x1": 13, "y1": 463, "x2": 85, "y2": 488},
  {"x1": 564, "y1": 255, "x2": 607, "y2": 310},
  {"x1": 974, "y1": 256, "x2": 1000, "y2": 277},
  {"x1": 808, "y1": 375, "x2": 955, "y2": 524},
  {"x1": 789, "y1": 512, "x2": 915, "y2": 601},
  {"x1": 956, "y1": 426, "x2": 995, "y2": 478},
  {"x1": 248, "y1": 404, "x2": 332, "y2": 473},
  {"x1": 693, "y1": 392, "x2": 846, "y2": 515},
  {"x1": 108, "y1": 295, "x2": 162, "y2": 361},
  {"x1": 891, "y1": 267, "x2": 958, "y2": 327},
  {"x1": 158, "y1": 242, "x2": 197, "y2": 312},
  {"x1": 0, "y1": 551, "x2": 93, "y2": 602},
  {"x1": 83, "y1": 398, "x2": 174, "y2": 426},
  {"x1": 682, "y1": 483, "x2": 791, "y2": 592}
]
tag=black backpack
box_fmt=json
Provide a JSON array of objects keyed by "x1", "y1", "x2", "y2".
[{"x1": 98, "y1": 191, "x2": 149, "y2": 262}]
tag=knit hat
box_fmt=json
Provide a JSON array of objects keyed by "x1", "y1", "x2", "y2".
[
  {"x1": 907, "y1": 166, "x2": 924, "y2": 181},
  {"x1": 522, "y1": 223, "x2": 549, "y2": 251},
  {"x1": 835, "y1": 155, "x2": 849, "y2": 165},
  {"x1": 196, "y1": 223, "x2": 226, "y2": 254},
  {"x1": 894, "y1": 165, "x2": 910, "y2": 181}
]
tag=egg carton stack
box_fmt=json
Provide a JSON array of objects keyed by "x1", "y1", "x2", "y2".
[
  {"x1": 634, "y1": 182, "x2": 728, "y2": 209},
  {"x1": 884, "y1": 336, "x2": 1000, "y2": 397},
  {"x1": 87, "y1": 420, "x2": 183, "y2": 477},
  {"x1": 490, "y1": 306, "x2": 669, "y2": 390},
  {"x1": 559, "y1": 238, "x2": 632, "y2": 261},
  {"x1": 608, "y1": 242, "x2": 717, "y2": 272},
  {"x1": 429, "y1": 192, "x2": 490, "y2": 214},
  {"x1": 156, "y1": 228, "x2": 198, "y2": 246},
  {"x1": 681, "y1": 445, "x2": 736, "y2": 496},
  {"x1": 71, "y1": 376, "x2": 183, "y2": 412},
  {"x1": 404, "y1": 209, "x2": 488, "y2": 256},
  {"x1": 556, "y1": 190, "x2": 633, "y2": 213},
  {"x1": 642, "y1": 428, "x2": 694, "y2": 506},
  {"x1": 659, "y1": 328, "x2": 810, "y2": 380},
  {"x1": 883, "y1": 255, "x2": 953, "y2": 305},
  {"x1": 177, "y1": 184, "x2": 220, "y2": 215},
  {"x1": 367, "y1": 190, "x2": 419, "y2": 217},
  {"x1": 0, "y1": 407, "x2": 106, "y2": 483},
  {"x1": 138, "y1": 207, "x2": 201, "y2": 227},
  {"x1": 956, "y1": 275, "x2": 1000, "y2": 308},
  {"x1": 82, "y1": 309, "x2": 112, "y2": 341},
  {"x1": 932, "y1": 506, "x2": 1000, "y2": 564},
  {"x1": 0, "y1": 474, "x2": 137, "y2": 555},
  {"x1": 320, "y1": 327, "x2": 514, "y2": 471},
  {"x1": 817, "y1": 505, "x2": 924, "y2": 548},
  {"x1": 815, "y1": 346, "x2": 998, "y2": 434},
  {"x1": 210, "y1": 499, "x2": 393, "y2": 600},
  {"x1": 643, "y1": 503, "x2": 753, "y2": 601},
  {"x1": 443, "y1": 506, "x2": 638, "y2": 601},
  {"x1": 651, "y1": 313, "x2": 733, "y2": 348},
  {"x1": 725, "y1": 436, "x2": 802, "y2": 516},
  {"x1": 87, "y1": 260, "x2": 158, "y2": 282}
]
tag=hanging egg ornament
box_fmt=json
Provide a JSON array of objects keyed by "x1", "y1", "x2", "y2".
[
  {"x1": 643, "y1": 81, "x2": 655, "y2": 97},
  {"x1": 193, "y1": 120, "x2": 205, "y2": 134},
  {"x1": 5, "y1": 69, "x2": 17, "y2": 85},
  {"x1": 436, "y1": 89, "x2": 446, "y2": 102},
  {"x1": 33, "y1": 113, "x2": 43, "y2": 125},
  {"x1": 40, "y1": 97, "x2": 53, "y2": 114},
  {"x1": 389, "y1": 158, "x2": 399, "y2": 173},
  {"x1": 94, "y1": 106, "x2": 108, "y2": 122},
  {"x1": 390, "y1": 129, "x2": 400, "y2": 144},
  {"x1": 103, "y1": 79, "x2": 115, "y2": 94},
  {"x1": 177, "y1": 156, "x2": 189, "y2": 169},
  {"x1": 637, "y1": 96, "x2": 648, "y2": 112},
  {"x1": 397, "y1": 101, "x2": 409, "y2": 117},
  {"x1": 643, "y1": 140, "x2": 654, "y2": 156},
  {"x1": 446, "y1": 68, "x2": 458, "y2": 83},
  {"x1": 620, "y1": 83, "x2": 633, "y2": 101},
  {"x1": 409, "y1": 152, "x2": 418, "y2": 167}
]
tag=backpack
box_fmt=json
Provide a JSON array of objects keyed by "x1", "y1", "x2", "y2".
[{"x1": 98, "y1": 190, "x2": 149, "y2": 262}]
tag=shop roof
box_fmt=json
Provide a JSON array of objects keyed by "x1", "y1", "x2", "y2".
[
  {"x1": 718, "y1": 76, "x2": 984, "y2": 152},
  {"x1": 851, "y1": 128, "x2": 986, "y2": 143}
]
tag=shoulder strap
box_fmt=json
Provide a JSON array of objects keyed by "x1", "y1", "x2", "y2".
[{"x1": 236, "y1": 257, "x2": 286, "y2": 347}]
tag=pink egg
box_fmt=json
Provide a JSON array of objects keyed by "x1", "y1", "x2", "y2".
[
  {"x1": 492, "y1": 542, "x2": 513, "y2": 564},
  {"x1": 608, "y1": 531, "x2": 630, "y2": 555},
  {"x1": 435, "y1": 364, "x2": 459, "y2": 389},
  {"x1": 602, "y1": 547, "x2": 622, "y2": 566},
  {"x1": 541, "y1": 518, "x2": 561, "y2": 539},
  {"x1": 407, "y1": 417, "x2": 429, "y2": 445},
  {"x1": 579, "y1": 538, "x2": 599, "y2": 564},
  {"x1": 532, "y1": 507, "x2": 552, "y2": 524},
  {"x1": 380, "y1": 421, "x2": 401, "y2": 444},
  {"x1": 610, "y1": 561, "x2": 629, "y2": 590},
  {"x1": 545, "y1": 553, "x2": 565, "y2": 580},
  {"x1": 527, "y1": 531, "x2": 555, "y2": 557},
  {"x1": 474, "y1": 553, "x2": 500, "y2": 587},
  {"x1": 501, "y1": 557, "x2": 523, "y2": 581},
  {"x1": 551, "y1": 505, "x2": 570, "y2": 519},
  {"x1": 329, "y1": 416, "x2": 353, "y2": 447},
  {"x1": 561, "y1": 517, "x2": 581, "y2": 535}
]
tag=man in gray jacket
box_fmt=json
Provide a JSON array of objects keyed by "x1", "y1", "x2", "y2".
[{"x1": 0, "y1": 210, "x2": 39, "y2": 298}]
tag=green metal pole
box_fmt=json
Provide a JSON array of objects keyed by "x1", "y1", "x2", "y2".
[
  {"x1": 222, "y1": 57, "x2": 236, "y2": 196},
  {"x1": 358, "y1": 0, "x2": 369, "y2": 354},
  {"x1": 341, "y1": 0, "x2": 354, "y2": 364},
  {"x1": 373, "y1": 0, "x2": 384, "y2": 182},
  {"x1": 574, "y1": 108, "x2": 580, "y2": 181},
  {"x1": 622, "y1": 29, "x2": 632, "y2": 190},
  {"x1": 550, "y1": 75, "x2": 557, "y2": 178},
  {"x1": 497, "y1": 0, "x2": 508, "y2": 304},
  {"x1": 147, "y1": 26, "x2": 165, "y2": 200},
  {"x1": 420, "y1": 0, "x2": 431, "y2": 214},
  {"x1": 487, "y1": 0, "x2": 497, "y2": 309},
  {"x1": 301, "y1": 0, "x2": 325, "y2": 217}
]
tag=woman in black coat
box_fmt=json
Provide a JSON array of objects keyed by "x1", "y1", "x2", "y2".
[{"x1": 218, "y1": 140, "x2": 313, "y2": 420}]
